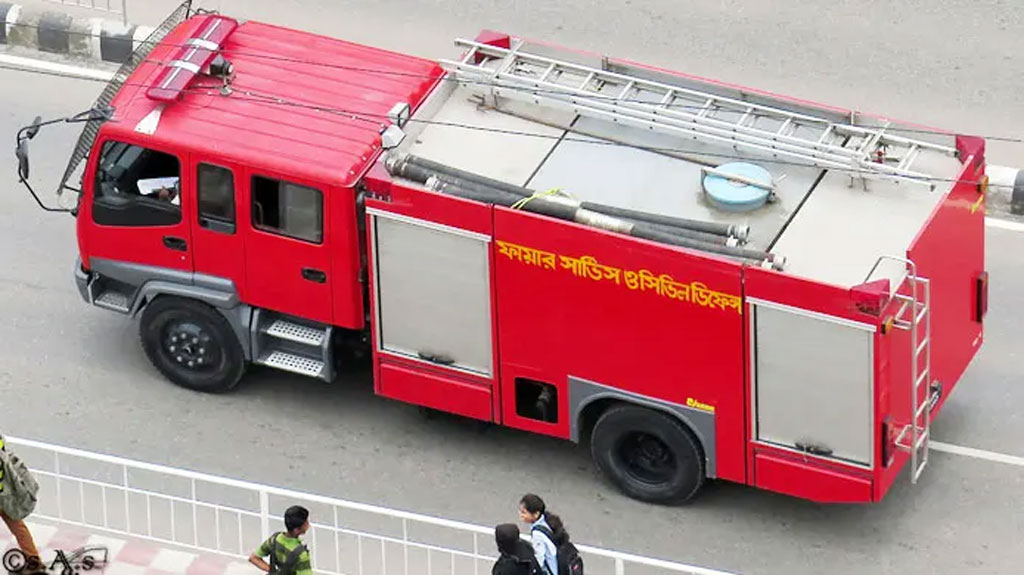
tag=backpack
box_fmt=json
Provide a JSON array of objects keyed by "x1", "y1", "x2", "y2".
[
  {"x1": 493, "y1": 550, "x2": 543, "y2": 575},
  {"x1": 531, "y1": 525, "x2": 583, "y2": 575},
  {"x1": 266, "y1": 532, "x2": 308, "y2": 575},
  {"x1": 0, "y1": 441, "x2": 40, "y2": 521}
]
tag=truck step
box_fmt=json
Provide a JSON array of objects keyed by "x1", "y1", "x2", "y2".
[
  {"x1": 94, "y1": 290, "x2": 130, "y2": 313},
  {"x1": 258, "y1": 351, "x2": 325, "y2": 378},
  {"x1": 264, "y1": 319, "x2": 326, "y2": 346}
]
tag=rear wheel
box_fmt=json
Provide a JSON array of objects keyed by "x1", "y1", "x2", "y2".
[
  {"x1": 590, "y1": 404, "x2": 705, "y2": 504},
  {"x1": 139, "y1": 296, "x2": 246, "y2": 393}
]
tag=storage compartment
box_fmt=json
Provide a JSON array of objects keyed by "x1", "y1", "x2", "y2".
[
  {"x1": 369, "y1": 209, "x2": 495, "y2": 377},
  {"x1": 751, "y1": 300, "x2": 876, "y2": 467}
]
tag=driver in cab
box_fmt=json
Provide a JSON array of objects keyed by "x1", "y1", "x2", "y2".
[{"x1": 137, "y1": 176, "x2": 180, "y2": 206}]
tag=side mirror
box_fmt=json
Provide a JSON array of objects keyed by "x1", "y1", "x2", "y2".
[
  {"x1": 16, "y1": 139, "x2": 30, "y2": 180},
  {"x1": 26, "y1": 116, "x2": 42, "y2": 140}
]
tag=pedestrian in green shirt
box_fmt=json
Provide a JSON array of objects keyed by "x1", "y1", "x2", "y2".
[{"x1": 249, "y1": 505, "x2": 313, "y2": 575}]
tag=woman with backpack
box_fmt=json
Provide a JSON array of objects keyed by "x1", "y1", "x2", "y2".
[{"x1": 518, "y1": 494, "x2": 580, "y2": 575}]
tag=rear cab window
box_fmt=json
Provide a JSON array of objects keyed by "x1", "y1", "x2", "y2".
[{"x1": 250, "y1": 175, "x2": 323, "y2": 243}]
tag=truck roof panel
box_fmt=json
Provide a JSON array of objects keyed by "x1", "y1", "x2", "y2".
[{"x1": 107, "y1": 17, "x2": 444, "y2": 187}]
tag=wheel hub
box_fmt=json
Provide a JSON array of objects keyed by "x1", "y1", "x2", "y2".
[
  {"x1": 163, "y1": 321, "x2": 218, "y2": 371},
  {"x1": 619, "y1": 431, "x2": 677, "y2": 484}
]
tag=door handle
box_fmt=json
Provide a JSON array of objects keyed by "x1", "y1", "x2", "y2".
[
  {"x1": 302, "y1": 267, "x2": 327, "y2": 283},
  {"x1": 163, "y1": 236, "x2": 187, "y2": 251}
]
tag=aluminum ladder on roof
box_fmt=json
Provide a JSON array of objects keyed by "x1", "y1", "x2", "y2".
[
  {"x1": 867, "y1": 255, "x2": 934, "y2": 483},
  {"x1": 439, "y1": 38, "x2": 956, "y2": 190}
]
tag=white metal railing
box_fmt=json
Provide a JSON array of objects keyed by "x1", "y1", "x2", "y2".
[
  {"x1": 5, "y1": 436, "x2": 740, "y2": 575},
  {"x1": 42, "y1": 0, "x2": 128, "y2": 24}
]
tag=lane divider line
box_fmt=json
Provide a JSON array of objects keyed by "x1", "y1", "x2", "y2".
[
  {"x1": 985, "y1": 217, "x2": 1024, "y2": 232},
  {"x1": 931, "y1": 441, "x2": 1024, "y2": 468}
]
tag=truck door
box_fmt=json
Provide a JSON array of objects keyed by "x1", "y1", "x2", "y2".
[
  {"x1": 188, "y1": 158, "x2": 246, "y2": 300},
  {"x1": 244, "y1": 171, "x2": 333, "y2": 324},
  {"x1": 86, "y1": 138, "x2": 193, "y2": 273}
]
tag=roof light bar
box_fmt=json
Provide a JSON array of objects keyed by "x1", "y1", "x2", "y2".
[{"x1": 146, "y1": 14, "x2": 239, "y2": 102}]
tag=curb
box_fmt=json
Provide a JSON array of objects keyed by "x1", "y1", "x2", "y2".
[{"x1": 0, "y1": 2, "x2": 153, "y2": 64}]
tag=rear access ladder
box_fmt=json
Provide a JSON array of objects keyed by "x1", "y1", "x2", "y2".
[
  {"x1": 868, "y1": 256, "x2": 934, "y2": 483},
  {"x1": 440, "y1": 38, "x2": 956, "y2": 190}
]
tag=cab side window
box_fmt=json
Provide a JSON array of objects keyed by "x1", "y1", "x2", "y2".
[
  {"x1": 251, "y1": 175, "x2": 323, "y2": 244},
  {"x1": 92, "y1": 140, "x2": 182, "y2": 227},
  {"x1": 197, "y1": 163, "x2": 236, "y2": 234}
]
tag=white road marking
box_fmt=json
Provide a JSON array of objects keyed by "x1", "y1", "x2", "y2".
[
  {"x1": 986, "y1": 217, "x2": 1024, "y2": 232},
  {"x1": 931, "y1": 441, "x2": 1024, "y2": 467},
  {"x1": 0, "y1": 53, "x2": 114, "y2": 80}
]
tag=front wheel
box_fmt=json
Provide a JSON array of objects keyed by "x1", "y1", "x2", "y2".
[
  {"x1": 590, "y1": 404, "x2": 706, "y2": 504},
  {"x1": 139, "y1": 296, "x2": 246, "y2": 393}
]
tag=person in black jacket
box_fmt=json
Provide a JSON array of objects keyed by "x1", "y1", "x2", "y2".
[{"x1": 492, "y1": 523, "x2": 541, "y2": 575}]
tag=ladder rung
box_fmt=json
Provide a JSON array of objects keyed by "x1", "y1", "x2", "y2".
[
  {"x1": 916, "y1": 401, "x2": 930, "y2": 419},
  {"x1": 460, "y1": 45, "x2": 480, "y2": 65},
  {"x1": 916, "y1": 307, "x2": 929, "y2": 323},
  {"x1": 857, "y1": 125, "x2": 888, "y2": 156},
  {"x1": 914, "y1": 429, "x2": 929, "y2": 450},
  {"x1": 894, "y1": 424, "x2": 912, "y2": 449},
  {"x1": 897, "y1": 144, "x2": 921, "y2": 171},
  {"x1": 916, "y1": 338, "x2": 929, "y2": 355},
  {"x1": 776, "y1": 118, "x2": 792, "y2": 137},
  {"x1": 695, "y1": 98, "x2": 714, "y2": 118},
  {"x1": 817, "y1": 124, "x2": 835, "y2": 144},
  {"x1": 617, "y1": 80, "x2": 635, "y2": 100},
  {"x1": 736, "y1": 106, "x2": 754, "y2": 129},
  {"x1": 916, "y1": 369, "x2": 929, "y2": 387},
  {"x1": 912, "y1": 459, "x2": 928, "y2": 482},
  {"x1": 539, "y1": 62, "x2": 556, "y2": 82},
  {"x1": 578, "y1": 71, "x2": 596, "y2": 91}
]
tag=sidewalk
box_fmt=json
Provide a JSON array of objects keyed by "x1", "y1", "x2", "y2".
[{"x1": 0, "y1": 520, "x2": 254, "y2": 575}]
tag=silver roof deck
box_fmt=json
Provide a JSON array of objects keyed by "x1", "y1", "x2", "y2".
[{"x1": 390, "y1": 74, "x2": 959, "y2": 289}]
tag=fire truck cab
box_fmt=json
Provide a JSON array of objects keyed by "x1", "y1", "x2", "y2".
[{"x1": 18, "y1": 6, "x2": 989, "y2": 505}]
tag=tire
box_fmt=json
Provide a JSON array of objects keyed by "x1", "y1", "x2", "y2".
[
  {"x1": 139, "y1": 296, "x2": 246, "y2": 393},
  {"x1": 590, "y1": 404, "x2": 706, "y2": 504}
]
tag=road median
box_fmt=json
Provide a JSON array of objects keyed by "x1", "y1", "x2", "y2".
[{"x1": 0, "y1": 2, "x2": 152, "y2": 64}]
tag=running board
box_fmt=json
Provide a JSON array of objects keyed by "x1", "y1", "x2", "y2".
[
  {"x1": 250, "y1": 309, "x2": 334, "y2": 382},
  {"x1": 87, "y1": 275, "x2": 133, "y2": 315},
  {"x1": 94, "y1": 290, "x2": 130, "y2": 313},
  {"x1": 257, "y1": 351, "x2": 326, "y2": 378}
]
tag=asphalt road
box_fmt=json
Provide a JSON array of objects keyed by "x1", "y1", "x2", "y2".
[{"x1": 2, "y1": 2, "x2": 1024, "y2": 574}]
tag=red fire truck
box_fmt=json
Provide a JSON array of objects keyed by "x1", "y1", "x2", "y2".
[{"x1": 15, "y1": 3, "x2": 989, "y2": 505}]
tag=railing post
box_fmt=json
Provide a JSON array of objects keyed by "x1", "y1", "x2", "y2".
[
  {"x1": 473, "y1": 534, "x2": 479, "y2": 575},
  {"x1": 403, "y1": 518, "x2": 409, "y2": 575},
  {"x1": 121, "y1": 0, "x2": 127, "y2": 25},
  {"x1": 192, "y1": 479, "x2": 199, "y2": 547},
  {"x1": 615, "y1": 557, "x2": 625, "y2": 575},
  {"x1": 260, "y1": 490, "x2": 270, "y2": 539},
  {"x1": 123, "y1": 465, "x2": 129, "y2": 534}
]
